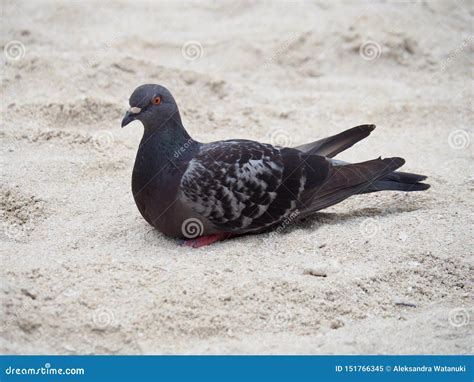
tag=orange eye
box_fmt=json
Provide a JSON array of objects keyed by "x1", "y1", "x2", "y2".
[{"x1": 152, "y1": 96, "x2": 162, "y2": 105}]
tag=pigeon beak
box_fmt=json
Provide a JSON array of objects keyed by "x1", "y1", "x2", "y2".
[
  {"x1": 121, "y1": 107, "x2": 141, "y2": 128},
  {"x1": 121, "y1": 112, "x2": 134, "y2": 128}
]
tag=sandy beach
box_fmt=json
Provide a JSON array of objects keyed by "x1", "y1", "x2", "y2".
[{"x1": 1, "y1": 0, "x2": 473, "y2": 354}]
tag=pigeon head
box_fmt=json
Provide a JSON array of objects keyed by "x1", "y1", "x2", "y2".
[{"x1": 121, "y1": 84, "x2": 180, "y2": 129}]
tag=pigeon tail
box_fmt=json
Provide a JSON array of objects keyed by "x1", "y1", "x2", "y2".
[
  {"x1": 299, "y1": 157, "x2": 407, "y2": 216},
  {"x1": 360, "y1": 171, "x2": 430, "y2": 193}
]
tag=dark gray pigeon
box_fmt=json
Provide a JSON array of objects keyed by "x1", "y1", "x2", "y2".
[{"x1": 122, "y1": 84, "x2": 429, "y2": 247}]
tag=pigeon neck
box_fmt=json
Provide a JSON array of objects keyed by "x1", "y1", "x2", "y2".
[{"x1": 141, "y1": 117, "x2": 197, "y2": 161}]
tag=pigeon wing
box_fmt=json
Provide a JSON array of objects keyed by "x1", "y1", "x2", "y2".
[{"x1": 180, "y1": 140, "x2": 330, "y2": 233}]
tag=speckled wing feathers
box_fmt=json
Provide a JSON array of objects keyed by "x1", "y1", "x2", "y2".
[{"x1": 180, "y1": 140, "x2": 330, "y2": 233}]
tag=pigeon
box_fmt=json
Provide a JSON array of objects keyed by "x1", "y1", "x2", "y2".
[{"x1": 121, "y1": 84, "x2": 429, "y2": 248}]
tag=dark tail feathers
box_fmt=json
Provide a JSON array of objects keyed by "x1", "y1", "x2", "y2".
[{"x1": 361, "y1": 171, "x2": 430, "y2": 193}]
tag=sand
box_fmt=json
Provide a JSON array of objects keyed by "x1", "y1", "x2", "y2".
[{"x1": 1, "y1": 0, "x2": 473, "y2": 354}]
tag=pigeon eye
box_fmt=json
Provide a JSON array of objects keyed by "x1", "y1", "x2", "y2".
[{"x1": 152, "y1": 96, "x2": 162, "y2": 105}]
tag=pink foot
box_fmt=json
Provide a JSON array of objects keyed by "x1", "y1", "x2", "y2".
[{"x1": 180, "y1": 233, "x2": 235, "y2": 248}]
